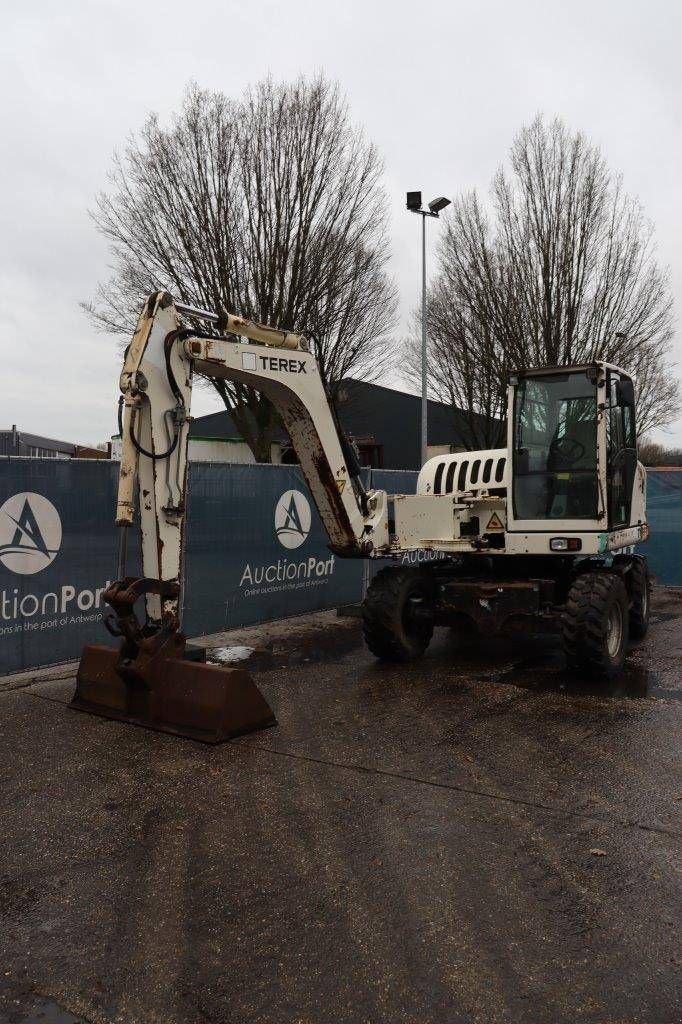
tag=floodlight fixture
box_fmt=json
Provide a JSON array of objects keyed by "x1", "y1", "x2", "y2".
[{"x1": 428, "y1": 196, "x2": 451, "y2": 215}]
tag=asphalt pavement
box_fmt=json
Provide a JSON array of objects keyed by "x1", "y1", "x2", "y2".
[{"x1": 1, "y1": 592, "x2": 680, "y2": 1024}]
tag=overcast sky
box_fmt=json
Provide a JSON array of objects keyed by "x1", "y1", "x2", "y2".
[{"x1": 2, "y1": 0, "x2": 681, "y2": 446}]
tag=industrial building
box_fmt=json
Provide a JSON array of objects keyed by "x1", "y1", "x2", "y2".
[
  {"x1": 183, "y1": 380, "x2": 492, "y2": 470},
  {"x1": 1, "y1": 426, "x2": 110, "y2": 460}
]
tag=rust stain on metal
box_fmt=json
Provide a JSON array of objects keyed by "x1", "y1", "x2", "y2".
[
  {"x1": 273, "y1": 389, "x2": 360, "y2": 555},
  {"x1": 311, "y1": 448, "x2": 358, "y2": 553}
]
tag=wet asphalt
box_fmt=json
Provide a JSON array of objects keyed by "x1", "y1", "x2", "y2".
[{"x1": 0, "y1": 591, "x2": 680, "y2": 1024}]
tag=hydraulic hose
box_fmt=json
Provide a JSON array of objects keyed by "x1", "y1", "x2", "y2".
[{"x1": 117, "y1": 395, "x2": 179, "y2": 462}]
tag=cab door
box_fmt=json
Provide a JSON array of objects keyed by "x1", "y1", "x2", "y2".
[{"x1": 607, "y1": 371, "x2": 637, "y2": 528}]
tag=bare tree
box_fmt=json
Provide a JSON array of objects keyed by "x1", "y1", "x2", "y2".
[
  {"x1": 406, "y1": 116, "x2": 678, "y2": 445},
  {"x1": 86, "y1": 76, "x2": 397, "y2": 462},
  {"x1": 637, "y1": 436, "x2": 682, "y2": 466}
]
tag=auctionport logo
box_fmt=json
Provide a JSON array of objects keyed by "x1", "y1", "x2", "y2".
[
  {"x1": 239, "y1": 487, "x2": 333, "y2": 594},
  {"x1": 0, "y1": 492, "x2": 62, "y2": 575},
  {"x1": 274, "y1": 489, "x2": 311, "y2": 549}
]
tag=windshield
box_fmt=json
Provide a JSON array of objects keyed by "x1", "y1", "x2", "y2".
[{"x1": 513, "y1": 371, "x2": 598, "y2": 520}]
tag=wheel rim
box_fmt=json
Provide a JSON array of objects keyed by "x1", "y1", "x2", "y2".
[
  {"x1": 403, "y1": 590, "x2": 429, "y2": 639},
  {"x1": 606, "y1": 603, "x2": 623, "y2": 658}
]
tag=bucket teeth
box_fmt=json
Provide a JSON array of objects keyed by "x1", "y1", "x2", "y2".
[{"x1": 72, "y1": 644, "x2": 276, "y2": 744}]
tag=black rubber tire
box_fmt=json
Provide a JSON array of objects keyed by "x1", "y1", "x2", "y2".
[
  {"x1": 562, "y1": 572, "x2": 629, "y2": 678},
  {"x1": 362, "y1": 566, "x2": 434, "y2": 662},
  {"x1": 613, "y1": 554, "x2": 650, "y2": 642}
]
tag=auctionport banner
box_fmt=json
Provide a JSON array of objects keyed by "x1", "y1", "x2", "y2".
[{"x1": 0, "y1": 460, "x2": 363, "y2": 674}]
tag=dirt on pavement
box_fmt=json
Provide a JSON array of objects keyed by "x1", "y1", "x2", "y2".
[{"x1": 0, "y1": 592, "x2": 680, "y2": 1024}]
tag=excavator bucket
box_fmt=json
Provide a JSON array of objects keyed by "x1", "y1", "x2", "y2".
[{"x1": 72, "y1": 643, "x2": 277, "y2": 744}]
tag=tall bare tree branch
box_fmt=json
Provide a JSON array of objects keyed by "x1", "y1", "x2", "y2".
[
  {"x1": 85, "y1": 76, "x2": 397, "y2": 461},
  {"x1": 405, "y1": 116, "x2": 678, "y2": 444}
]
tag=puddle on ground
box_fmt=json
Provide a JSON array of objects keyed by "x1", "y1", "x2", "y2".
[
  {"x1": 9, "y1": 999, "x2": 90, "y2": 1024},
  {"x1": 426, "y1": 627, "x2": 680, "y2": 702},
  {"x1": 494, "y1": 656, "x2": 677, "y2": 701},
  {"x1": 210, "y1": 645, "x2": 254, "y2": 663},
  {"x1": 205, "y1": 622, "x2": 678, "y2": 702},
  {"x1": 207, "y1": 630, "x2": 364, "y2": 670}
]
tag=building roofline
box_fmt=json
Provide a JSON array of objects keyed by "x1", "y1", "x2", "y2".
[
  {"x1": 337, "y1": 377, "x2": 456, "y2": 410},
  {"x1": 1, "y1": 428, "x2": 75, "y2": 453}
]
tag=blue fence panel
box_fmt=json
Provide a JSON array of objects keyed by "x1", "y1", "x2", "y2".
[
  {"x1": 371, "y1": 469, "x2": 419, "y2": 495},
  {"x1": 0, "y1": 460, "x2": 123, "y2": 674},
  {"x1": 641, "y1": 470, "x2": 682, "y2": 586},
  {"x1": 182, "y1": 463, "x2": 363, "y2": 635}
]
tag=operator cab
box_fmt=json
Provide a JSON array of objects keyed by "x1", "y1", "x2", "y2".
[{"x1": 507, "y1": 363, "x2": 640, "y2": 542}]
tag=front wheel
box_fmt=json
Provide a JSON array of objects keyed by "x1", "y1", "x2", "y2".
[
  {"x1": 613, "y1": 554, "x2": 650, "y2": 641},
  {"x1": 362, "y1": 566, "x2": 434, "y2": 662},
  {"x1": 562, "y1": 572, "x2": 629, "y2": 678}
]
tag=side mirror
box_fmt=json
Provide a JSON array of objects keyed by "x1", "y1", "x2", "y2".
[{"x1": 616, "y1": 378, "x2": 635, "y2": 407}]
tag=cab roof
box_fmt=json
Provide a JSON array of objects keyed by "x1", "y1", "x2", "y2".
[{"x1": 512, "y1": 361, "x2": 632, "y2": 381}]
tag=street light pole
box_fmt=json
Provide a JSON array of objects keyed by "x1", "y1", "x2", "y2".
[
  {"x1": 406, "y1": 192, "x2": 452, "y2": 466},
  {"x1": 421, "y1": 211, "x2": 427, "y2": 469}
]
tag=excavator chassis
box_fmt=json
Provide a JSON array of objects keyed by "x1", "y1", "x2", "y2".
[{"x1": 72, "y1": 577, "x2": 276, "y2": 744}]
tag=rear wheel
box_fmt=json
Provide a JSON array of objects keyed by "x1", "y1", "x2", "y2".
[
  {"x1": 362, "y1": 566, "x2": 434, "y2": 662},
  {"x1": 562, "y1": 572, "x2": 629, "y2": 678}
]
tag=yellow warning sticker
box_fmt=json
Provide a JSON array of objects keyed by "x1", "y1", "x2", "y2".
[
  {"x1": 486, "y1": 512, "x2": 505, "y2": 532},
  {"x1": 336, "y1": 479, "x2": 346, "y2": 493}
]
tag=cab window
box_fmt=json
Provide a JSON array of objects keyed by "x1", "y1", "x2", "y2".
[{"x1": 513, "y1": 371, "x2": 598, "y2": 520}]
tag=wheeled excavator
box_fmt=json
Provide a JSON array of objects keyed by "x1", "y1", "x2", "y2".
[{"x1": 73, "y1": 292, "x2": 651, "y2": 742}]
